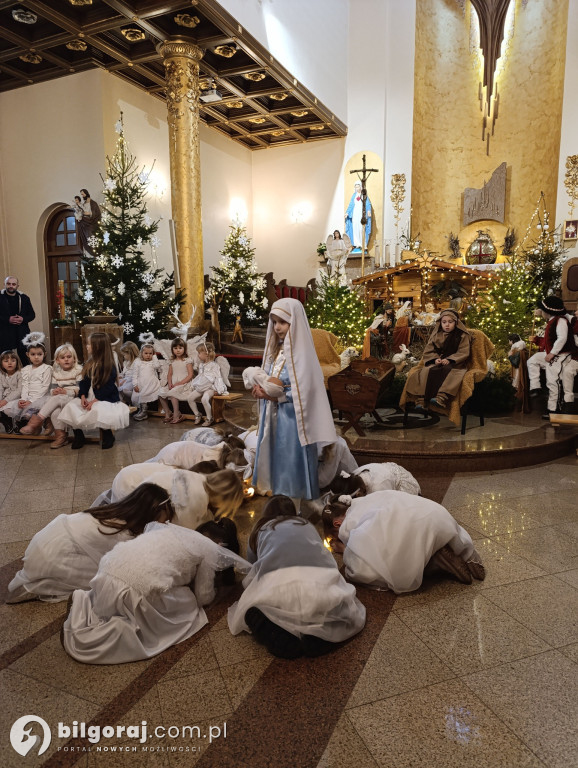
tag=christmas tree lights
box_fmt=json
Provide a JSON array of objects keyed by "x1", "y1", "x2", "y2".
[
  {"x1": 71, "y1": 114, "x2": 184, "y2": 340},
  {"x1": 306, "y1": 272, "x2": 370, "y2": 347},
  {"x1": 206, "y1": 222, "x2": 268, "y2": 326}
]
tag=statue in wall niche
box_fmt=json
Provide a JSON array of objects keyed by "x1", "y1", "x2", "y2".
[
  {"x1": 76, "y1": 188, "x2": 102, "y2": 256},
  {"x1": 325, "y1": 230, "x2": 352, "y2": 283},
  {"x1": 345, "y1": 181, "x2": 373, "y2": 251},
  {"x1": 463, "y1": 162, "x2": 506, "y2": 227}
]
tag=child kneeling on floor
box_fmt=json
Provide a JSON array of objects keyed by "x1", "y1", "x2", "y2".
[
  {"x1": 227, "y1": 495, "x2": 366, "y2": 659},
  {"x1": 323, "y1": 490, "x2": 485, "y2": 593},
  {"x1": 404, "y1": 309, "x2": 471, "y2": 410},
  {"x1": 62, "y1": 519, "x2": 250, "y2": 664}
]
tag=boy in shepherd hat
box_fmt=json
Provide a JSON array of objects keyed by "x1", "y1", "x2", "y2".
[{"x1": 528, "y1": 296, "x2": 576, "y2": 418}]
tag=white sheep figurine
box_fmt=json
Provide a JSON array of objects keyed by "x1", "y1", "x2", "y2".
[{"x1": 339, "y1": 347, "x2": 359, "y2": 370}]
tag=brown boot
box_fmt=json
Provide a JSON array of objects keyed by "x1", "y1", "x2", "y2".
[
  {"x1": 43, "y1": 418, "x2": 54, "y2": 436},
  {"x1": 50, "y1": 430, "x2": 68, "y2": 449},
  {"x1": 430, "y1": 545, "x2": 472, "y2": 584},
  {"x1": 19, "y1": 414, "x2": 44, "y2": 435}
]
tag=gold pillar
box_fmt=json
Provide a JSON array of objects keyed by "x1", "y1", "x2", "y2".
[{"x1": 157, "y1": 38, "x2": 204, "y2": 318}]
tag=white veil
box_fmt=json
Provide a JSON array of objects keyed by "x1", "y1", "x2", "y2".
[{"x1": 262, "y1": 298, "x2": 336, "y2": 446}]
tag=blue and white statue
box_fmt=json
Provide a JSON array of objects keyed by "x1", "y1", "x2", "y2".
[{"x1": 345, "y1": 182, "x2": 372, "y2": 252}]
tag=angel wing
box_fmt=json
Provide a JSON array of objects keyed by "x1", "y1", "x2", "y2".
[
  {"x1": 153, "y1": 338, "x2": 173, "y2": 361},
  {"x1": 215, "y1": 355, "x2": 231, "y2": 388},
  {"x1": 342, "y1": 233, "x2": 352, "y2": 253},
  {"x1": 186, "y1": 332, "x2": 208, "y2": 369},
  {"x1": 325, "y1": 234, "x2": 335, "y2": 250}
]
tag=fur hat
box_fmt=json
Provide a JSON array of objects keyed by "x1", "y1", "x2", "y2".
[{"x1": 537, "y1": 296, "x2": 566, "y2": 316}]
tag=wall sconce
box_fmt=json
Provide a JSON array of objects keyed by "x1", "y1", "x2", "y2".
[
  {"x1": 290, "y1": 202, "x2": 312, "y2": 224},
  {"x1": 145, "y1": 169, "x2": 167, "y2": 201},
  {"x1": 229, "y1": 197, "x2": 248, "y2": 224}
]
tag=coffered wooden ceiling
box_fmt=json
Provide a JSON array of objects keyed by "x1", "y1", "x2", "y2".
[{"x1": 0, "y1": 0, "x2": 347, "y2": 149}]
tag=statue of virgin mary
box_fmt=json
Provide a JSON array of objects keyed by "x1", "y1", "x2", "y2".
[{"x1": 345, "y1": 182, "x2": 372, "y2": 252}]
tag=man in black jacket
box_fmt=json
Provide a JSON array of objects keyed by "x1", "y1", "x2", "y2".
[{"x1": 0, "y1": 276, "x2": 36, "y2": 364}]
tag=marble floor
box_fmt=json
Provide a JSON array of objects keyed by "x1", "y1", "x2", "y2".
[{"x1": 0, "y1": 419, "x2": 577, "y2": 768}]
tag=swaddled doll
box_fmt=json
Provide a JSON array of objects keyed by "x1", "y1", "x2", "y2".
[{"x1": 242, "y1": 366, "x2": 285, "y2": 399}]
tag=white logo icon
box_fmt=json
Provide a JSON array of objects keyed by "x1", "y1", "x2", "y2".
[{"x1": 10, "y1": 716, "x2": 52, "y2": 757}]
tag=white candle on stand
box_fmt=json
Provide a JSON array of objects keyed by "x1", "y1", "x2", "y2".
[
  {"x1": 385, "y1": 243, "x2": 392, "y2": 267},
  {"x1": 395, "y1": 243, "x2": 401, "y2": 263}
]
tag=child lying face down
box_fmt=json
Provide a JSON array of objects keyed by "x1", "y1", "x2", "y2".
[
  {"x1": 242, "y1": 366, "x2": 285, "y2": 399},
  {"x1": 323, "y1": 490, "x2": 485, "y2": 593}
]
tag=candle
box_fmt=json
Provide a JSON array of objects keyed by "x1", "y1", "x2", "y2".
[
  {"x1": 395, "y1": 243, "x2": 401, "y2": 263},
  {"x1": 386, "y1": 243, "x2": 393, "y2": 267},
  {"x1": 58, "y1": 280, "x2": 66, "y2": 319}
]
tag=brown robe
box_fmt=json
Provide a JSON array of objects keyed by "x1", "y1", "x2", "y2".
[{"x1": 405, "y1": 322, "x2": 471, "y2": 400}]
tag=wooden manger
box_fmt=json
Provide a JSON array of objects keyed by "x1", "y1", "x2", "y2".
[{"x1": 328, "y1": 359, "x2": 396, "y2": 436}]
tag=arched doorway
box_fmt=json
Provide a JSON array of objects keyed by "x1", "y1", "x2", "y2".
[{"x1": 44, "y1": 207, "x2": 82, "y2": 352}]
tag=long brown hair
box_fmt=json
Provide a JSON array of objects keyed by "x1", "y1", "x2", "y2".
[
  {"x1": 83, "y1": 332, "x2": 115, "y2": 388},
  {"x1": 248, "y1": 495, "x2": 306, "y2": 553},
  {"x1": 88, "y1": 483, "x2": 174, "y2": 536},
  {"x1": 204, "y1": 469, "x2": 244, "y2": 519}
]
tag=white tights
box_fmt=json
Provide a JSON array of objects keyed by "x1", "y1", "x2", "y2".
[{"x1": 187, "y1": 389, "x2": 215, "y2": 420}]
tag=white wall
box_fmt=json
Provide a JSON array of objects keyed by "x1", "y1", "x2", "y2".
[
  {"x1": 252, "y1": 139, "x2": 345, "y2": 283},
  {"x1": 325, "y1": 0, "x2": 417, "y2": 262},
  {"x1": 556, "y1": 0, "x2": 578, "y2": 256},
  {"x1": 0, "y1": 69, "x2": 254, "y2": 334},
  {"x1": 97, "y1": 73, "x2": 254, "y2": 277},
  {"x1": 0, "y1": 70, "x2": 105, "y2": 333},
  {"x1": 218, "y1": 0, "x2": 348, "y2": 122}
]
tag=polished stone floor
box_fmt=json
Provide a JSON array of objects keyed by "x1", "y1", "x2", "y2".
[{"x1": 0, "y1": 418, "x2": 576, "y2": 768}]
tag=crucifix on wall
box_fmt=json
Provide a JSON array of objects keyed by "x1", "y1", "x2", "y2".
[{"x1": 347, "y1": 154, "x2": 379, "y2": 276}]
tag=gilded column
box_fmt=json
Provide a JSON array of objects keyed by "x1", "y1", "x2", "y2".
[{"x1": 157, "y1": 38, "x2": 204, "y2": 317}]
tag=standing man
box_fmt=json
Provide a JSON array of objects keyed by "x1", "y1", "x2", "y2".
[{"x1": 0, "y1": 276, "x2": 36, "y2": 365}]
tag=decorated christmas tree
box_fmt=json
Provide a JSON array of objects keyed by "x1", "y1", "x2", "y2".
[
  {"x1": 306, "y1": 272, "x2": 370, "y2": 347},
  {"x1": 206, "y1": 223, "x2": 269, "y2": 327},
  {"x1": 71, "y1": 114, "x2": 184, "y2": 340},
  {"x1": 515, "y1": 192, "x2": 565, "y2": 297},
  {"x1": 465, "y1": 257, "x2": 540, "y2": 348}
]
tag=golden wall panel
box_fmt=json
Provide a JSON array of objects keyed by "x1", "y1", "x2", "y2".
[{"x1": 412, "y1": 0, "x2": 569, "y2": 258}]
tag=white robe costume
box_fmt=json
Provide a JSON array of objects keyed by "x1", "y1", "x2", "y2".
[
  {"x1": 228, "y1": 519, "x2": 365, "y2": 642},
  {"x1": 145, "y1": 440, "x2": 226, "y2": 469},
  {"x1": 6, "y1": 512, "x2": 132, "y2": 603},
  {"x1": 111, "y1": 463, "x2": 212, "y2": 530},
  {"x1": 338, "y1": 491, "x2": 479, "y2": 593},
  {"x1": 63, "y1": 522, "x2": 250, "y2": 664},
  {"x1": 131, "y1": 358, "x2": 162, "y2": 404},
  {"x1": 351, "y1": 462, "x2": 421, "y2": 496},
  {"x1": 180, "y1": 426, "x2": 227, "y2": 446},
  {"x1": 317, "y1": 437, "x2": 359, "y2": 489}
]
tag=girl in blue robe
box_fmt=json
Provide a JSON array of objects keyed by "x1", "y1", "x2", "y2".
[{"x1": 252, "y1": 298, "x2": 336, "y2": 503}]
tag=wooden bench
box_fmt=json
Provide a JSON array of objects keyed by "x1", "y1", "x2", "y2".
[
  {"x1": 212, "y1": 393, "x2": 244, "y2": 423},
  {"x1": 150, "y1": 393, "x2": 244, "y2": 424}
]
